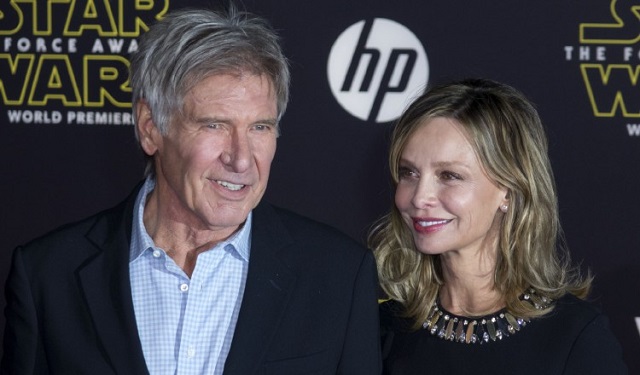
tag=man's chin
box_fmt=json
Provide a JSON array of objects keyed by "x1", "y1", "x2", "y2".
[{"x1": 204, "y1": 207, "x2": 252, "y2": 230}]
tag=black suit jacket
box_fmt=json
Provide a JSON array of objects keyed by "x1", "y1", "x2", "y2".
[{"x1": 2, "y1": 186, "x2": 381, "y2": 374}]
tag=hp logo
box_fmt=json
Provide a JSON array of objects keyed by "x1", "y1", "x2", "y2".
[{"x1": 327, "y1": 18, "x2": 429, "y2": 123}]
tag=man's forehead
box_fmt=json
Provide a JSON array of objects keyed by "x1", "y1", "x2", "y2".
[{"x1": 179, "y1": 73, "x2": 277, "y2": 120}]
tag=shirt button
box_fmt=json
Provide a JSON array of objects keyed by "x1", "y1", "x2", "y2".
[
  {"x1": 187, "y1": 346, "x2": 196, "y2": 358},
  {"x1": 179, "y1": 283, "x2": 189, "y2": 292},
  {"x1": 152, "y1": 249, "x2": 162, "y2": 258}
]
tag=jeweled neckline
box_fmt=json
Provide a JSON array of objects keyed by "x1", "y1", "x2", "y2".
[{"x1": 422, "y1": 289, "x2": 551, "y2": 344}]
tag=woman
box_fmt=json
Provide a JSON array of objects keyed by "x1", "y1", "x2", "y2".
[{"x1": 370, "y1": 78, "x2": 627, "y2": 374}]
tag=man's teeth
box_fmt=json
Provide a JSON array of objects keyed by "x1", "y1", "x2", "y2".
[
  {"x1": 417, "y1": 219, "x2": 449, "y2": 227},
  {"x1": 217, "y1": 180, "x2": 244, "y2": 191}
]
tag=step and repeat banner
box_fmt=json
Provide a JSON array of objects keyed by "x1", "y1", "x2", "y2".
[{"x1": 1, "y1": 0, "x2": 639, "y2": 370}]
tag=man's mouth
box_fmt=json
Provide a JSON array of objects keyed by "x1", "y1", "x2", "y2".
[{"x1": 216, "y1": 180, "x2": 245, "y2": 191}]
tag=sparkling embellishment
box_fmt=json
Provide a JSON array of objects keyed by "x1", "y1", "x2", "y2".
[
  {"x1": 433, "y1": 313, "x2": 445, "y2": 335},
  {"x1": 465, "y1": 320, "x2": 477, "y2": 344},
  {"x1": 505, "y1": 312, "x2": 519, "y2": 333},
  {"x1": 445, "y1": 317, "x2": 456, "y2": 340},
  {"x1": 421, "y1": 288, "x2": 551, "y2": 345},
  {"x1": 487, "y1": 318, "x2": 497, "y2": 341},
  {"x1": 455, "y1": 319, "x2": 465, "y2": 342}
]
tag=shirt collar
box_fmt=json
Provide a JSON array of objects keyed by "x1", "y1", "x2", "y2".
[{"x1": 130, "y1": 176, "x2": 252, "y2": 263}]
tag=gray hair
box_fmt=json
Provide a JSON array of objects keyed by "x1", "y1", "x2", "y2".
[{"x1": 129, "y1": 7, "x2": 290, "y2": 174}]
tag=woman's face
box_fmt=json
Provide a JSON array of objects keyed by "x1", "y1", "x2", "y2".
[{"x1": 394, "y1": 117, "x2": 508, "y2": 258}]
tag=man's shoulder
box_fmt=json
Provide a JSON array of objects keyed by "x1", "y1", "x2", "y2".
[
  {"x1": 15, "y1": 184, "x2": 140, "y2": 261},
  {"x1": 252, "y1": 202, "x2": 373, "y2": 271},
  {"x1": 256, "y1": 202, "x2": 364, "y2": 249}
]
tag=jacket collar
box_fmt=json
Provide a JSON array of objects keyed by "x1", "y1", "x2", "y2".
[
  {"x1": 76, "y1": 186, "x2": 297, "y2": 375},
  {"x1": 223, "y1": 202, "x2": 298, "y2": 375},
  {"x1": 77, "y1": 183, "x2": 150, "y2": 374}
]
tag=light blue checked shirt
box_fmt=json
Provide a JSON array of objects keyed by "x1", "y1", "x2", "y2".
[{"x1": 129, "y1": 178, "x2": 250, "y2": 375}]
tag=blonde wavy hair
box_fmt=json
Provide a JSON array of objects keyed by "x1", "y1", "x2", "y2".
[{"x1": 369, "y1": 78, "x2": 591, "y2": 329}]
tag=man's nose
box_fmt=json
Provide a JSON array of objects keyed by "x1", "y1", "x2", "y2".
[{"x1": 220, "y1": 130, "x2": 251, "y2": 172}]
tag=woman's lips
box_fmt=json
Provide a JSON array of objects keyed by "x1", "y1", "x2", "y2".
[{"x1": 412, "y1": 218, "x2": 452, "y2": 233}]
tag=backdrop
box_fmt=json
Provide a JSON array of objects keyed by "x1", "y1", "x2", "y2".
[{"x1": 1, "y1": 0, "x2": 639, "y2": 371}]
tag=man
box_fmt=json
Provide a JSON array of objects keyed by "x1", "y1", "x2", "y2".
[{"x1": 2, "y1": 7, "x2": 381, "y2": 374}]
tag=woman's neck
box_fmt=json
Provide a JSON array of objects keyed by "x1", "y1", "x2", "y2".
[
  {"x1": 438, "y1": 284, "x2": 505, "y2": 317},
  {"x1": 439, "y1": 251, "x2": 504, "y2": 316}
]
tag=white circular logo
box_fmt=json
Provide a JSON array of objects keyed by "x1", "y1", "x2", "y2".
[{"x1": 327, "y1": 18, "x2": 429, "y2": 123}]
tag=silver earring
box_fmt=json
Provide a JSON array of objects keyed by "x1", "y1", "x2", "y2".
[{"x1": 500, "y1": 204, "x2": 508, "y2": 213}]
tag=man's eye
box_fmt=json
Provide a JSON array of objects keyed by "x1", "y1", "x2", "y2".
[{"x1": 253, "y1": 124, "x2": 272, "y2": 131}]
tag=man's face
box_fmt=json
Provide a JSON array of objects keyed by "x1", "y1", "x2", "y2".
[{"x1": 141, "y1": 73, "x2": 278, "y2": 236}]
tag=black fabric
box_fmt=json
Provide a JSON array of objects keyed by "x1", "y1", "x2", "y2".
[
  {"x1": 1, "y1": 184, "x2": 382, "y2": 374},
  {"x1": 380, "y1": 294, "x2": 628, "y2": 375}
]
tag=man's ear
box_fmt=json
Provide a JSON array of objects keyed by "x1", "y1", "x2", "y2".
[{"x1": 136, "y1": 101, "x2": 160, "y2": 156}]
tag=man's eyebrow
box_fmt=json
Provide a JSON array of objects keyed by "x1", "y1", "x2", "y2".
[
  {"x1": 191, "y1": 117, "x2": 278, "y2": 125},
  {"x1": 251, "y1": 118, "x2": 278, "y2": 125}
]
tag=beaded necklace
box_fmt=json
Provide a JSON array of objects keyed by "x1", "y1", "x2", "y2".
[{"x1": 422, "y1": 288, "x2": 551, "y2": 344}]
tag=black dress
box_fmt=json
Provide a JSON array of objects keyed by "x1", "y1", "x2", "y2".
[{"x1": 380, "y1": 294, "x2": 628, "y2": 375}]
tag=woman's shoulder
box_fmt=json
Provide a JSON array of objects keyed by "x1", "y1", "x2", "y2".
[
  {"x1": 379, "y1": 299, "x2": 403, "y2": 315},
  {"x1": 379, "y1": 299, "x2": 416, "y2": 360},
  {"x1": 379, "y1": 299, "x2": 403, "y2": 325},
  {"x1": 548, "y1": 293, "x2": 604, "y2": 324},
  {"x1": 540, "y1": 293, "x2": 622, "y2": 355},
  {"x1": 379, "y1": 299, "x2": 413, "y2": 333},
  {"x1": 542, "y1": 294, "x2": 628, "y2": 374}
]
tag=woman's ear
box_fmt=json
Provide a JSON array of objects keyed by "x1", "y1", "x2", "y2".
[{"x1": 499, "y1": 190, "x2": 510, "y2": 213}]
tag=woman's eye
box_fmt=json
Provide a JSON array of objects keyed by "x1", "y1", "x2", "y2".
[
  {"x1": 398, "y1": 167, "x2": 417, "y2": 178},
  {"x1": 440, "y1": 171, "x2": 461, "y2": 180}
]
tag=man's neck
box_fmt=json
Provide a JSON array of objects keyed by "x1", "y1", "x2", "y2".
[{"x1": 142, "y1": 189, "x2": 240, "y2": 277}]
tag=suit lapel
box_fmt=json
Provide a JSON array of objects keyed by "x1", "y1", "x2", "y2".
[
  {"x1": 224, "y1": 203, "x2": 297, "y2": 375},
  {"x1": 77, "y1": 188, "x2": 149, "y2": 374},
  {"x1": 73, "y1": 193, "x2": 296, "y2": 374}
]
